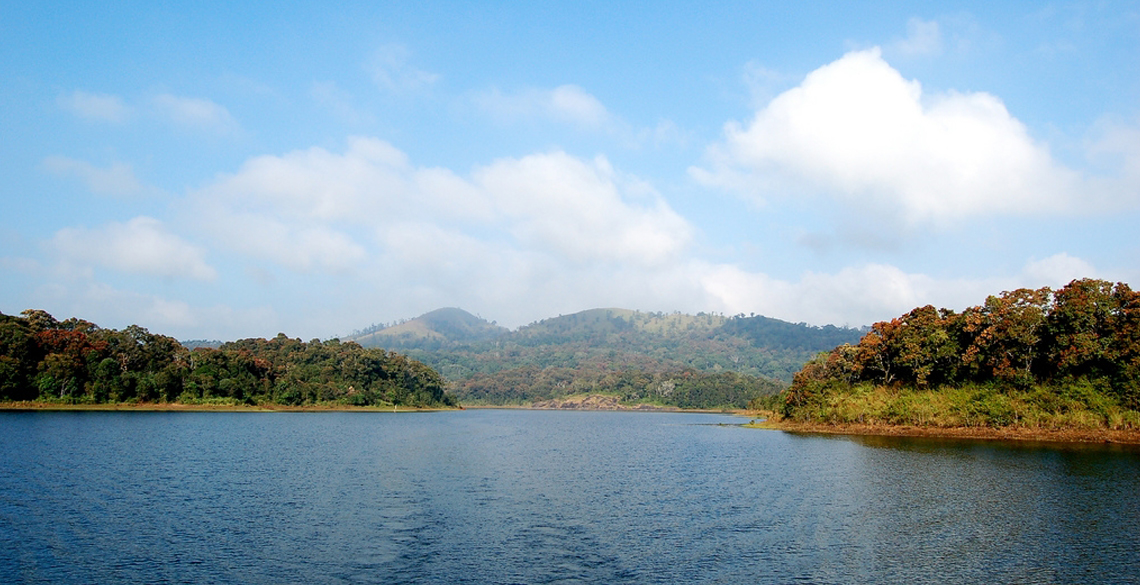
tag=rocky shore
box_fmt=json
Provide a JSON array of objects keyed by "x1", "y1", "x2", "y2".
[
  {"x1": 530, "y1": 394, "x2": 679, "y2": 411},
  {"x1": 748, "y1": 419, "x2": 1140, "y2": 445}
]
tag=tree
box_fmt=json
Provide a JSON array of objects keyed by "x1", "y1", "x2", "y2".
[
  {"x1": 1044, "y1": 278, "x2": 1118, "y2": 380},
  {"x1": 0, "y1": 314, "x2": 37, "y2": 400},
  {"x1": 889, "y1": 306, "x2": 960, "y2": 387},
  {"x1": 960, "y1": 287, "x2": 1051, "y2": 386}
]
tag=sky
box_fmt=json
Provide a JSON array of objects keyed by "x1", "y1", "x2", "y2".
[{"x1": 2, "y1": 1, "x2": 1139, "y2": 340}]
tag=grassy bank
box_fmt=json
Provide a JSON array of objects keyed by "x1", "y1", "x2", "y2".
[
  {"x1": 744, "y1": 415, "x2": 1140, "y2": 445},
  {"x1": 785, "y1": 380, "x2": 1140, "y2": 430},
  {"x1": 754, "y1": 378, "x2": 1140, "y2": 444}
]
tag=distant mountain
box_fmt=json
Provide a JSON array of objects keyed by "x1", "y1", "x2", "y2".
[
  {"x1": 347, "y1": 308, "x2": 507, "y2": 348},
  {"x1": 342, "y1": 307, "x2": 866, "y2": 409},
  {"x1": 180, "y1": 339, "x2": 224, "y2": 350}
]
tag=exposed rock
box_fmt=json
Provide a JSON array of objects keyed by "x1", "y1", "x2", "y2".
[{"x1": 531, "y1": 395, "x2": 678, "y2": 411}]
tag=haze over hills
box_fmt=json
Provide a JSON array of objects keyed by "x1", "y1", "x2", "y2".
[{"x1": 342, "y1": 307, "x2": 866, "y2": 408}]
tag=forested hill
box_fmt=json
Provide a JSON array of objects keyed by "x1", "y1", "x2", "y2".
[
  {"x1": 343, "y1": 307, "x2": 865, "y2": 408},
  {"x1": 0, "y1": 310, "x2": 456, "y2": 408}
]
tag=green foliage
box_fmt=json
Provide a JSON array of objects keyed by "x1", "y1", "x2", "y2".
[
  {"x1": 781, "y1": 279, "x2": 1140, "y2": 427},
  {"x1": 0, "y1": 310, "x2": 456, "y2": 408}
]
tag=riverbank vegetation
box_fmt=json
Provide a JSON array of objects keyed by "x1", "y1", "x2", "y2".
[
  {"x1": 0, "y1": 310, "x2": 457, "y2": 409},
  {"x1": 775, "y1": 279, "x2": 1140, "y2": 432}
]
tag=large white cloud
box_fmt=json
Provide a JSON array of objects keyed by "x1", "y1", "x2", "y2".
[
  {"x1": 51, "y1": 217, "x2": 216, "y2": 281},
  {"x1": 187, "y1": 138, "x2": 690, "y2": 276},
  {"x1": 694, "y1": 48, "x2": 1079, "y2": 227},
  {"x1": 476, "y1": 152, "x2": 691, "y2": 265},
  {"x1": 175, "y1": 134, "x2": 1111, "y2": 334}
]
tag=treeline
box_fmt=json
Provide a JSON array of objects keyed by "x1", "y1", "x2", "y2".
[
  {"x1": 0, "y1": 310, "x2": 456, "y2": 408},
  {"x1": 780, "y1": 279, "x2": 1140, "y2": 427},
  {"x1": 456, "y1": 366, "x2": 783, "y2": 409}
]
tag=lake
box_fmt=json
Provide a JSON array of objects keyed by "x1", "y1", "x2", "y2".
[{"x1": 1, "y1": 409, "x2": 1138, "y2": 584}]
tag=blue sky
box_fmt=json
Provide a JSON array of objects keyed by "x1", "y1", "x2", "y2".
[{"x1": 2, "y1": 1, "x2": 1139, "y2": 340}]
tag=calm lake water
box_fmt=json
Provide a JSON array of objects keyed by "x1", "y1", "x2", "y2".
[{"x1": 1, "y1": 409, "x2": 1138, "y2": 584}]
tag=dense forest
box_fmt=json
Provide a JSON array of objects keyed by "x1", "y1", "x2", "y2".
[
  {"x1": 777, "y1": 278, "x2": 1140, "y2": 429},
  {"x1": 0, "y1": 310, "x2": 456, "y2": 408},
  {"x1": 346, "y1": 308, "x2": 860, "y2": 409},
  {"x1": 457, "y1": 366, "x2": 783, "y2": 409}
]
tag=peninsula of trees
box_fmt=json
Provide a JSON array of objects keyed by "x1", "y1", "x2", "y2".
[
  {"x1": 0, "y1": 310, "x2": 456, "y2": 408},
  {"x1": 775, "y1": 278, "x2": 1140, "y2": 431}
]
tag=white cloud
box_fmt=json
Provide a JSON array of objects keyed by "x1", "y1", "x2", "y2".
[
  {"x1": 474, "y1": 85, "x2": 685, "y2": 148},
  {"x1": 310, "y1": 81, "x2": 374, "y2": 124},
  {"x1": 41, "y1": 156, "x2": 160, "y2": 197},
  {"x1": 1022, "y1": 253, "x2": 1099, "y2": 285},
  {"x1": 741, "y1": 61, "x2": 792, "y2": 108},
  {"x1": 367, "y1": 44, "x2": 440, "y2": 93},
  {"x1": 1086, "y1": 116, "x2": 1140, "y2": 201},
  {"x1": 476, "y1": 152, "x2": 690, "y2": 265},
  {"x1": 192, "y1": 206, "x2": 367, "y2": 273},
  {"x1": 31, "y1": 279, "x2": 280, "y2": 339},
  {"x1": 58, "y1": 282, "x2": 197, "y2": 328},
  {"x1": 51, "y1": 217, "x2": 216, "y2": 281},
  {"x1": 547, "y1": 85, "x2": 610, "y2": 127},
  {"x1": 152, "y1": 94, "x2": 239, "y2": 133},
  {"x1": 475, "y1": 84, "x2": 613, "y2": 129},
  {"x1": 890, "y1": 18, "x2": 943, "y2": 57},
  {"x1": 693, "y1": 253, "x2": 1104, "y2": 328},
  {"x1": 195, "y1": 136, "x2": 484, "y2": 221},
  {"x1": 57, "y1": 91, "x2": 130, "y2": 122},
  {"x1": 694, "y1": 48, "x2": 1080, "y2": 228}
]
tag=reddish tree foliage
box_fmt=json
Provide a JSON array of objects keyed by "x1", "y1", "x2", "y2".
[{"x1": 786, "y1": 279, "x2": 1140, "y2": 414}]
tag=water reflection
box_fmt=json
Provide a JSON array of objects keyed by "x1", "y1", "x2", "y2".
[{"x1": 849, "y1": 432, "x2": 1140, "y2": 455}]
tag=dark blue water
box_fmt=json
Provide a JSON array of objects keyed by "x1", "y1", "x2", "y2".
[{"x1": 1, "y1": 410, "x2": 1138, "y2": 584}]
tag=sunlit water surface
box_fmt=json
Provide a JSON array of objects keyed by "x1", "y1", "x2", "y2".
[{"x1": 2, "y1": 409, "x2": 1138, "y2": 584}]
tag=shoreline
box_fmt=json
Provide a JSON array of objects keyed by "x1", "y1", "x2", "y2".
[
  {"x1": 461, "y1": 403, "x2": 746, "y2": 414},
  {"x1": 0, "y1": 401, "x2": 459, "y2": 413},
  {"x1": 10, "y1": 401, "x2": 1136, "y2": 445},
  {"x1": 0, "y1": 400, "x2": 742, "y2": 415},
  {"x1": 746, "y1": 418, "x2": 1140, "y2": 445}
]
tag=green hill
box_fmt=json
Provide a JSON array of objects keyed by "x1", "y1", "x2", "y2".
[{"x1": 343, "y1": 307, "x2": 865, "y2": 408}]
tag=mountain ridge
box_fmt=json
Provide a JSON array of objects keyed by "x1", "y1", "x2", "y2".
[
  {"x1": 343, "y1": 306, "x2": 864, "y2": 349},
  {"x1": 340, "y1": 307, "x2": 866, "y2": 408}
]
